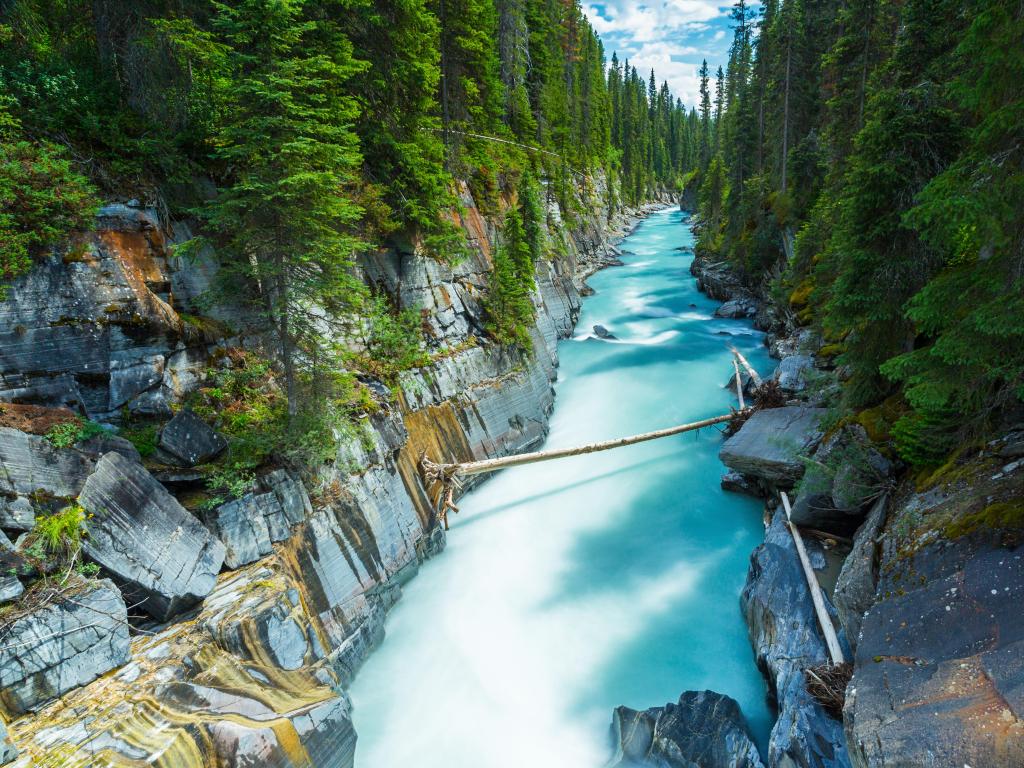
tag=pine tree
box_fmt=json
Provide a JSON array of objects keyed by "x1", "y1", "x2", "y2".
[{"x1": 201, "y1": 0, "x2": 367, "y2": 418}]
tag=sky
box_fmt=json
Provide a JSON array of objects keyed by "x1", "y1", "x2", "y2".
[{"x1": 584, "y1": 1, "x2": 744, "y2": 110}]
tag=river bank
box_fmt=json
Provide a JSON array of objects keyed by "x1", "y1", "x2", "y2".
[{"x1": 0, "y1": 181, "x2": 680, "y2": 766}]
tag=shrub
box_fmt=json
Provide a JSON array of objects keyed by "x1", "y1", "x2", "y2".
[
  {"x1": 44, "y1": 418, "x2": 106, "y2": 448},
  {"x1": 27, "y1": 504, "x2": 87, "y2": 563}
]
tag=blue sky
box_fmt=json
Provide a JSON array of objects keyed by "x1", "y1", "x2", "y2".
[{"x1": 584, "y1": 2, "x2": 740, "y2": 110}]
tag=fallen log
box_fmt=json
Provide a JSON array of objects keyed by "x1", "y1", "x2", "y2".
[
  {"x1": 728, "y1": 345, "x2": 763, "y2": 389},
  {"x1": 780, "y1": 491, "x2": 845, "y2": 665},
  {"x1": 732, "y1": 358, "x2": 745, "y2": 410},
  {"x1": 420, "y1": 410, "x2": 746, "y2": 527}
]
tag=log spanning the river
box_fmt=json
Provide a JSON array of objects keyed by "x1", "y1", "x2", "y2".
[{"x1": 420, "y1": 410, "x2": 747, "y2": 527}]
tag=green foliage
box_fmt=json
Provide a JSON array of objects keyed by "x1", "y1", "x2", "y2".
[
  {"x1": 27, "y1": 505, "x2": 87, "y2": 563},
  {"x1": 0, "y1": 97, "x2": 98, "y2": 295},
  {"x1": 189, "y1": 351, "x2": 372, "y2": 498},
  {"x1": 349, "y1": 295, "x2": 430, "y2": 382},
  {"x1": 44, "y1": 418, "x2": 106, "y2": 449},
  {"x1": 120, "y1": 422, "x2": 158, "y2": 458},
  {"x1": 484, "y1": 204, "x2": 536, "y2": 348}
]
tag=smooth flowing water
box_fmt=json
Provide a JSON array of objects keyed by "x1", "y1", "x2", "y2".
[{"x1": 351, "y1": 207, "x2": 774, "y2": 767}]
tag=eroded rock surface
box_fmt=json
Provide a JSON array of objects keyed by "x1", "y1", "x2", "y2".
[
  {"x1": 0, "y1": 580, "x2": 130, "y2": 718},
  {"x1": 610, "y1": 690, "x2": 765, "y2": 768},
  {"x1": 157, "y1": 408, "x2": 227, "y2": 467},
  {"x1": 78, "y1": 452, "x2": 226, "y2": 620}
]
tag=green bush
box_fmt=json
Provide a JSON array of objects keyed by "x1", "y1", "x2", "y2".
[
  {"x1": 27, "y1": 504, "x2": 87, "y2": 563},
  {"x1": 44, "y1": 418, "x2": 106, "y2": 449},
  {"x1": 0, "y1": 98, "x2": 99, "y2": 296}
]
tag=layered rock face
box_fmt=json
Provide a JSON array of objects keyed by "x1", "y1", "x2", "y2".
[
  {"x1": 842, "y1": 457, "x2": 1024, "y2": 768},
  {"x1": 0, "y1": 181, "x2": 658, "y2": 764}
]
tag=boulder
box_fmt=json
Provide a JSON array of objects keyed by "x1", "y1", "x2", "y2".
[
  {"x1": 0, "y1": 576, "x2": 23, "y2": 603},
  {"x1": 719, "y1": 407, "x2": 825, "y2": 484},
  {"x1": 741, "y1": 512, "x2": 851, "y2": 768},
  {"x1": 715, "y1": 299, "x2": 757, "y2": 319},
  {"x1": 76, "y1": 432, "x2": 142, "y2": 463},
  {"x1": 205, "y1": 491, "x2": 296, "y2": 569},
  {"x1": 156, "y1": 409, "x2": 227, "y2": 467},
  {"x1": 609, "y1": 690, "x2": 764, "y2": 768},
  {"x1": 721, "y1": 471, "x2": 759, "y2": 497},
  {"x1": 0, "y1": 427, "x2": 94, "y2": 499},
  {"x1": 78, "y1": 452, "x2": 226, "y2": 621},
  {"x1": 0, "y1": 579, "x2": 130, "y2": 717},
  {"x1": 0, "y1": 496, "x2": 34, "y2": 531},
  {"x1": 832, "y1": 496, "x2": 887, "y2": 650},
  {"x1": 593, "y1": 324, "x2": 617, "y2": 340},
  {"x1": 775, "y1": 355, "x2": 815, "y2": 393}
]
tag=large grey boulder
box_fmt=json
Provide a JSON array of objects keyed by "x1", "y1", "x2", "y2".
[
  {"x1": 0, "y1": 427, "x2": 94, "y2": 499},
  {"x1": 78, "y1": 452, "x2": 226, "y2": 620},
  {"x1": 0, "y1": 579, "x2": 130, "y2": 717},
  {"x1": 0, "y1": 576, "x2": 23, "y2": 603},
  {"x1": 609, "y1": 690, "x2": 764, "y2": 768},
  {"x1": 742, "y1": 512, "x2": 851, "y2": 768},
  {"x1": 157, "y1": 409, "x2": 227, "y2": 467},
  {"x1": 720, "y1": 408, "x2": 825, "y2": 484}
]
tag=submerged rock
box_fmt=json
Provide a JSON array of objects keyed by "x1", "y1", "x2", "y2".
[
  {"x1": 719, "y1": 407, "x2": 825, "y2": 484},
  {"x1": 156, "y1": 408, "x2": 227, "y2": 467},
  {"x1": 609, "y1": 690, "x2": 765, "y2": 768},
  {"x1": 0, "y1": 579, "x2": 130, "y2": 717},
  {"x1": 593, "y1": 324, "x2": 617, "y2": 339},
  {"x1": 742, "y1": 512, "x2": 851, "y2": 768},
  {"x1": 78, "y1": 452, "x2": 226, "y2": 620}
]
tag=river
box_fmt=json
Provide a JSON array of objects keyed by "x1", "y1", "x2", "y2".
[{"x1": 350, "y1": 206, "x2": 774, "y2": 767}]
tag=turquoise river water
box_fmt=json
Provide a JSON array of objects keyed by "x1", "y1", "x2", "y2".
[{"x1": 350, "y1": 206, "x2": 774, "y2": 766}]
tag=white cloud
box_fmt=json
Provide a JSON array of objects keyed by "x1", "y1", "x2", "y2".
[{"x1": 584, "y1": 0, "x2": 728, "y2": 106}]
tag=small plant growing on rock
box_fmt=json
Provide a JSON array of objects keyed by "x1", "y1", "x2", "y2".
[
  {"x1": 44, "y1": 418, "x2": 106, "y2": 449},
  {"x1": 26, "y1": 504, "x2": 89, "y2": 566}
]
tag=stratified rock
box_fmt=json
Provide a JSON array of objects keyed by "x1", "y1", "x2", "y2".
[
  {"x1": 78, "y1": 452, "x2": 226, "y2": 620},
  {"x1": 205, "y1": 491, "x2": 296, "y2": 569},
  {"x1": 262, "y1": 469, "x2": 312, "y2": 525},
  {"x1": 0, "y1": 579, "x2": 130, "y2": 717},
  {"x1": 719, "y1": 407, "x2": 825, "y2": 484},
  {"x1": 742, "y1": 512, "x2": 851, "y2": 768},
  {"x1": 775, "y1": 355, "x2": 816, "y2": 393},
  {"x1": 845, "y1": 469, "x2": 1024, "y2": 768},
  {"x1": 0, "y1": 427, "x2": 94, "y2": 499},
  {"x1": 0, "y1": 722, "x2": 16, "y2": 765},
  {"x1": 832, "y1": 496, "x2": 887, "y2": 651},
  {"x1": 5, "y1": 567, "x2": 356, "y2": 768},
  {"x1": 156, "y1": 408, "x2": 227, "y2": 467},
  {"x1": 609, "y1": 690, "x2": 764, "y2": 768}
]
